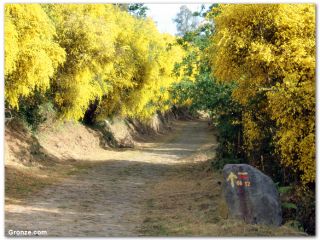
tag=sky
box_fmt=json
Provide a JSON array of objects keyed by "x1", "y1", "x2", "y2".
[{"x1": 145, "y1": 4, "x2": 205, "y2": 35}]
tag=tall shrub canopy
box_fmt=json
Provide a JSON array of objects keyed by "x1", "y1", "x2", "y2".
[{"x1": 208, "y1": 4, "x2": 315, "y2": 184}]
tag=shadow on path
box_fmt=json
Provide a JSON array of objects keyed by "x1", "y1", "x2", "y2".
[{"x1": 5, "y1": 120, "x2": 218, "y2": 237}]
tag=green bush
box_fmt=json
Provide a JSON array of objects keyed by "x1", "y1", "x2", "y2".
[{"x1": 15, "y1": 92, "x2": 56, "y2": 132}]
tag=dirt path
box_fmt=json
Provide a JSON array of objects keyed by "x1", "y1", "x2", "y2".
[{"x1": 5, "y1": 120, "x2": 218, "y2": 237}]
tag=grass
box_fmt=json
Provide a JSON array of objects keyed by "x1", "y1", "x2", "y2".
[
  {"x1": 66, "y1": 162, "x2": 93, "y2": 176},
  {"x1": 5, "y1": 166, "x2": 54, "y2": 202},
  {"x1": 140, "y1": 219, "x2": 170, "y2": 236},
  {"x1": 120, "y1": 168, "x2": 130, "y2": 175},
  {"x1": 5, "y1": 160, "x2": 93, "y2": 203},
  {"x1": 146, "y1": 198, "x2": 154, "y2": 208},
  {"x1": 58, "y1": 205, "x2": 68, "y2": 209},
  {"x1": 138, "y1": 159, "x2": 305, "y2": 237}
]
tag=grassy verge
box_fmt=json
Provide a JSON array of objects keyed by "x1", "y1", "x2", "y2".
[{"x1": 139, "y1": 160, "x2": 306, "y2": 237}]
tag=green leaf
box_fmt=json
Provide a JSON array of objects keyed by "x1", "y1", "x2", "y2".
[
  {"x1": 278, "y1": 186, "x2": 293, "y2": 194},
  {"x1": 282, "y1": 202, "x2": 297, "y2": 210}
]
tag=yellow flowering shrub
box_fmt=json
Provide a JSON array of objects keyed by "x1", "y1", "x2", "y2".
[
  {"x1": 5, "y1": 4, "x2": 66, "y2": 108},
  {"x1": 5, "y1": 4, "x2": 185, "y2": 122},
  {"x1": 96, "y1": 11, "x2": 185, "y2": 119},
  {"x1": 44, "y1": 4, "x2": 119, "y2": 120},
  {"x1": 242, "y1": 111, "x2": 262, "y2": 154},
  {"x1": 209, "y1": 4, "x2": 315, "y2": 184}
]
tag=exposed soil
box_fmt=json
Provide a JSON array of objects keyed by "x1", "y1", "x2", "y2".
[{"x1": 5, "y1": 120, "x2": 303, "y2": 237}]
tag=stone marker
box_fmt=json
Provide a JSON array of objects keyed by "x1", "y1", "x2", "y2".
[{"x1": 222, "y1": 164, "x2": 282, "y2": 226}]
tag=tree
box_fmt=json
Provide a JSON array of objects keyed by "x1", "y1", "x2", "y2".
[
  {"x1": 208, "y1": 4, "x2": 315, "y2": 185},
  {"x1": 5, "y1": 3, "x2": 185, "y2": 124},
  {"x1": 173, "y1": 5, "x2": 199, "y2": 36},
  {"x1": 4, "y1": 4, "x2": 65, "y2": 109},
  {"x1": 96, "y1": 12, "x2": 185, "y2": 120},
  {"x1": 43, "y1": 4, "x2": 119, "y2": 120},
  {"x1": 114, "y1": 3, "x2": 148, "y2": 18},
  {"x1": 128, "y1": 4, "x2": 148, "y2": 18},
  {"x1": 42, "y1": 4, "x2": 185, "y2": 121}
]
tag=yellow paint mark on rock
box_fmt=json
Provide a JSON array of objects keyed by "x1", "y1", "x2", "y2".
[{"x1": 227, "y1": 172, "x2": 238, "y2": 188}]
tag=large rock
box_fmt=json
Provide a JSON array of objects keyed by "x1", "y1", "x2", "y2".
[{"x1": 222, "y1": 164, "x2": 282, "y2": 226}]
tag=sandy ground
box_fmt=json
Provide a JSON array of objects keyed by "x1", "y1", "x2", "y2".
[{"x1": 5, "y1": 120, "x2": 218, "y2": 237}]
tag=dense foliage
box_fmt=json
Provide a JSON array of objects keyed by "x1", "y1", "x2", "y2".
[
  {"x1": 5, "y1": 4, "x2": 66, "y2": 109},
  {"x1": 208, "y1": 4, "x2": 315, "y2": 186},
  {"x1": 5, "y1": 4, "x2": 185, "y2": 122}
]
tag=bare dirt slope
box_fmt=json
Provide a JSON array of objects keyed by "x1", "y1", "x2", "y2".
[{"x1": 5, "y1": 120, "x2": 302, "y2": 237}]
